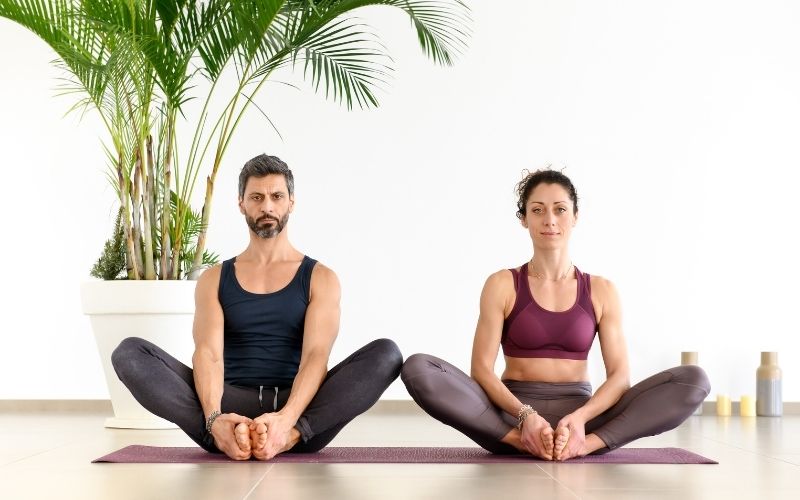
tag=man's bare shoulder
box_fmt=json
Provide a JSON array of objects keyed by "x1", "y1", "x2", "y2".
[
  {"x1": 195, "y1": 264, "x2": 223, "y2": 294},
  {"x1": 310, "y1": 261, "x2": 339, "y2": 288}
]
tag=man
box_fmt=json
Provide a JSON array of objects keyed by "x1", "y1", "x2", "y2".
[{"x1": 112, "y1": 154, "x2": 402, "y2": 460}]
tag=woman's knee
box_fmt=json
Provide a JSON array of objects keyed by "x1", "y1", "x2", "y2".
[
  {"x1": 670, "y1": 365, "x2": 711, "y2": 395},
  {"x1": 400, "y1": 353, "x2": 443, "y2": 384}
]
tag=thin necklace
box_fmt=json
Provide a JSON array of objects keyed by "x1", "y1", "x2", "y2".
[{"x1": 528, "y1": 259, "x2": 573, "y2": 281}]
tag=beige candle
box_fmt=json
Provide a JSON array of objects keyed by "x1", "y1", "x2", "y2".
[
  {"x1": 681, "y1": 352, "x2": 702, "y2": 415},
  {"x1": 681, "y1": 351, "x2": 698, "y2": 365},
  {"x1": 716, "y1": 394, "x2": 731, "y2": 416},
  {"x1": 740, "y1": 395, "x2": 756, "y2": 417}
]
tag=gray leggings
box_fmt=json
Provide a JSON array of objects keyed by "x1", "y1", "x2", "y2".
[
  {"x1": 401, "y1": 354, "x2": 710, "y2": 454},
  {"x1": 112, "y1": 337, "x2": 403, "y2": 454}
]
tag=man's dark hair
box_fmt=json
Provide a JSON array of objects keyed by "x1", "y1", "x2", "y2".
[
  {"x1": 515, "y1": 168, "x2": 579, "y2": 220},
  {"x1": 238, "y1": 154, "x2": 294, "y2": 198}
]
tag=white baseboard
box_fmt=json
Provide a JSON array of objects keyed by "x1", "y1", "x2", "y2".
[{"x1": 1, "y1": 399, "x2": 798, "y2": 415}]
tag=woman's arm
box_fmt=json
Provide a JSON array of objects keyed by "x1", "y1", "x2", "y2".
[
  {"x1": 552, "y1": 276, "x2": 630, "y2": 460},
  {"x1": 471, "y1": 270, "x2": 555, "y2": 459},
  {"x1": 572, "y1": 277, "x2": 630, "y2": 423},
  {"x1": 470, "y1": 270, "x2": 525, "y2": 417}
]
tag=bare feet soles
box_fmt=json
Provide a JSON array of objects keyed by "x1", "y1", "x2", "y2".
[
  {"x1": 554, "y1": 425, "x2": 570, "y2": 460},
  {"x1": 234, "y1": 422, "x2": 252, "y2": 453},
  {"x1": 250, "y1": 422, "x2": 268, "y2": 451},
  {"x1": 246, "y1": 422, "x2": 267, "y2": 460},
  {"x1": 541, "y1": 426, "x2": 555, "y2": 460}
]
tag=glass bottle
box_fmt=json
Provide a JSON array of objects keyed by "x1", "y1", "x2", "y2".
[{"x1": 756, "y1": 352, "x2": 782, "y2": 417}]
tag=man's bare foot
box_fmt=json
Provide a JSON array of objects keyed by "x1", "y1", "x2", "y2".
[
  {"x1": 249, "y1": 422, "x2": 269, "y2": 460},
  {"x1": 276, "y1": 427, "x2": 301, "y2": 454},
  {"x1": 234, "y1": 422, "x2": 252, "y2": 453},
  {"x1": 256, "y1": 426, "x2": 302, "y2": 460},
  {"x1": 553, "y1": 425, "x2": 570, "y2": 459},
  {"x1": 250, "y1": 422, "x2": 268, "y2": 451},
  {"x1": 541, "y1": 426, "x2": 555, "y2": 459}
]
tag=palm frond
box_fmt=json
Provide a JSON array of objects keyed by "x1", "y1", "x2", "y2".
[
  {"x1": 379, "y1": 0, "x2": 471, "y2": 66},
  {"x1": 298, "y1": 17, "x2": 390, "y2": 108}
]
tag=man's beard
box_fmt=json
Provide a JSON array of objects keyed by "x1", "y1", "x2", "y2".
[{"x1": 246, "y1": 213, "x2": 289, "y2": 239}]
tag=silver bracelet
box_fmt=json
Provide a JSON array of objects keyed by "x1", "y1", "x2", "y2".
[
  {"x1": 516, "y1": 404, "x2": 537, "y2": 429},
  {"x1": 205, "y1": 410, "x2": 221, "y2": 433}
]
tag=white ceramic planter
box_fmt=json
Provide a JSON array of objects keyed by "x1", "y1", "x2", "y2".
[{"x1": 81, "y1": 280, "x2": 197, "y2": 429}]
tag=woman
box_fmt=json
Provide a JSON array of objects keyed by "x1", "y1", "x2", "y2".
[{"x1": 401, "y1": 169, "x2": 710, "y2": 460}]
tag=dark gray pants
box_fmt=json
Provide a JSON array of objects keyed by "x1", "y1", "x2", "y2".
[
  {"x1": 401, "y1": 353, "x2": 710, "y2": 454},
  {"x1": 112, "y1": 337, "x2": 403, "y2": 453}
]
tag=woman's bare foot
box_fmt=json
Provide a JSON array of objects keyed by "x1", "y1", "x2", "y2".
[
  {"x1": 541, "y1": 426, "x2": 555, "y2": 458},
  {"x1": 500, "y1": 428, "x2": 527, "y2": 453},
  {"x1": 553, "y1": 425, "x2": 570, "y2": 459},
  {"x1": 234, "y1": 422, "x2": 252, "y2": 453},
  {"x1": 582, "y1": 433, "x2": 607, "y2": 455},
  {"x1": 501, "y1": 427, "x2": 554, "y2": 460}
]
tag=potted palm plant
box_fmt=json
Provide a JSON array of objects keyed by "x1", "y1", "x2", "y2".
[{"x1": 0, "y1": 0, "x2": 470, "y2": 428}]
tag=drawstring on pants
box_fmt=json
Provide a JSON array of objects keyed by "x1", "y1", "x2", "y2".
[{"x1": 258, "y1": 385, "x2": 280, "y2": 411}]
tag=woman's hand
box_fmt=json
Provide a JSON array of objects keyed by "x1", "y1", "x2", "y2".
[
  {"x1": 553, "y1": 413, "x2": 587, "y2": 461},
  {"x1": 519, "y1": 413, "x2": 555, "y2": 460}
]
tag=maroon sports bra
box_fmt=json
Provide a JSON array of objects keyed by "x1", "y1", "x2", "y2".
[{"x1": 500, "y1": 263, "x2": 598, "y2": 360}]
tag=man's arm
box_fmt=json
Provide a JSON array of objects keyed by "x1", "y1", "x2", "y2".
[
  {"x1": 192, "y1": 265, "x2": 252, "y2": 460},
  {"x1": 254, "y1": 263, "x2": 341, "y2": 458},
  {"x1": 281, "y1": 263, "x2": 341, "y2": 421}
]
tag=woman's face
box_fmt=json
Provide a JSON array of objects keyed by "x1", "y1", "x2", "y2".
[{"x1": 521, "y1": 183, "x2": 577, "y2": 249}]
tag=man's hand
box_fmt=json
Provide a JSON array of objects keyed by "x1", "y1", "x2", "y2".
[
  {"x1": 210, "y1": 413, "x2": 253, "y2": 460},
  {"x1": 519, "y1": 414, "x2": 555, "y2": 460},
  {"x1": 251, "y1": 411, "x2": 302, "y2": 460}
]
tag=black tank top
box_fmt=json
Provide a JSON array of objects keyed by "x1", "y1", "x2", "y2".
[{"x1": 219, "y1": 255, "x2": 317, "y2": 388}]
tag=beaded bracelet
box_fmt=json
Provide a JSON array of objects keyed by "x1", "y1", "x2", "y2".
[
  {"x1": 205, "y1": 410, "x2": 221, "y2": 433},
  {"x1": 516, "y1": 404, "x2": 537, "y2": 429}
]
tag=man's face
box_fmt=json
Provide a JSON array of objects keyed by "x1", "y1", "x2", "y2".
[{"x1": 238, "y1": 174, "x2": 294, "y2": 239}]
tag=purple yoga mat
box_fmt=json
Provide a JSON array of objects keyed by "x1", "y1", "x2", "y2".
[{"x1": 93, "y1": 446, "x2": 717, "y2": 464}]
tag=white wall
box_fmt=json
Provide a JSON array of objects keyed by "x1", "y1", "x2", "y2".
[{"x1": 1, "y1": 1, "x2": 798, "y2": 401}]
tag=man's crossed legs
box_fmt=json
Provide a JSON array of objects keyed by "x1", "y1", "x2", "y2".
[{"x1": 112, "y1": 337, "x2": 402, "y2": 460}]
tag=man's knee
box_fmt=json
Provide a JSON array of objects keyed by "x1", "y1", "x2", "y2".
[
  {"x1": 111, "y1": 337, "x2": 148, "y2": 377},
  {"x1": 366, "y1": 338, "x2": 404, "y2": 376}
]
